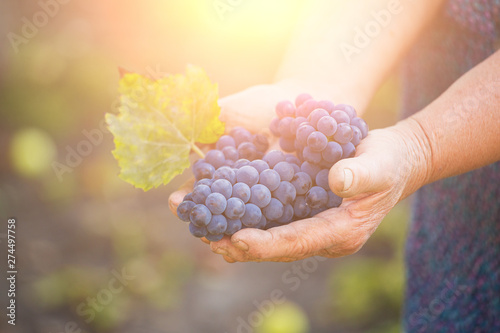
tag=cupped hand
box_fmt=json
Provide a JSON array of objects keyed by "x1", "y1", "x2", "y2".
[{"x1": 206, "y1": 120, "x2": 430, "y2": 262}]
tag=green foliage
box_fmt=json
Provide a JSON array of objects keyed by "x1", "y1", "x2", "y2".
[{"x1": 106, "y1": 65, "x2": 225, "y2": 191}]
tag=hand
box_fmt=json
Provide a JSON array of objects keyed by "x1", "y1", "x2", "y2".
[{"x1": 208, "y1": 120, "x2": 430, "y2": 262}]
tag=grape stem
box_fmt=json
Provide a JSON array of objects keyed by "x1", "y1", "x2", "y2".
[{"x1": 191, "y1": 142, "x2": 205, "y2": 158}]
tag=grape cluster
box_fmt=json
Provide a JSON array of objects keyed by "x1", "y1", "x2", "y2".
[
  {"x1": 270, "y1": 93, "x2": 368, "y2": 168},
  {"x1": 177, "y1": 94, "x2": 369, "y2": 241}
]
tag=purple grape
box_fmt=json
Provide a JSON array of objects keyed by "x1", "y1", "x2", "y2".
[
  {"x1": 238, "y1": 142, "x2": 258, "y2": 160},
  {"x1": 297, "y1": 99, "x2": 318, "y2": 118},
  {"x1": 273, "y1": 181, "x2": 297, "y2": 205},
  {"x1": 270, "y1": 117, "x2": 281, "y2": 136},
  {"x1": 291, "y1": 117, "x2": 308, "y2": 133},
  {"x1": 216, "y1": 135, "x2": 236, "y2": 150},
  {"x1": 333, "y1": 123, "x2": 353, "y2": 144},
  {"x1": 207, "y1": 215, "x2": 228, "y2": 234},
  {"x1": 278, "y1": 117, "x2": 295, "y2": 139},
  {"x1": 301, "y1": 161, "x2": 322, "y2": 180},
  {"x1": 241, "y1": 203, "x2": 262, "y2": 227},
  {"x1": 293, "y1": 196, "x2": 311, "y2": 219},
  {"x1": 213, "y1": 166, "x2": 236, "y2": 185},
  {"x1": 252, "y1": 133, "x2": 269, "y2": 152},
  {"x1": 316, "y1": 100, "x2": 335, "y2": 113},
  {"x1": 225, "y1": 197, "x2": 246, "y2": 219},
  {"x1": 295, "y1": 93, "x2": 313, "y2": 107},
  {"x1": 334, "y1": 104, "x2": 357, "y2": 119},
  {"x1": 322, "y1": 141, "x2": 343, "y2": 164},
  {"x1": 222, "y1": 146, "x2": 239, "y2": 161},
  {"x1": 351, "y1": 126, "x2": 362, "y2": 146},
  {"x1": 205, "y1": 233, "x2": 224, "y2": 242},
  {"x1": 296, "y1": 124, "x2": 315, "y2": 147},
  {"x1": 232, "y1": 182, "x2": 251, "y2": 203},
  {"x1": 317, "y1": 116, "x2": 338, "y2": 137},
  {"x1": 276, "y1": 204, "x2": 294, "y2": 224},
  {"x1": 305, "y1": 186, "x2": 328, "y2": 208},
  {"x1": 189, "y1": 204, "x2": 212, "y2": 227},
  {"x1": 291, "y1": 172, "x2": 313, "y2": 195},
  {"x1": 341, "y1": 142, "x2": 356, "y2": 158},
  {"x1": 195, "y1": 178, "x2": 214, "y2": 187},
  {"x1": 263, "y1": 198, "x2": 284, "y2": 221},
  {"x1": 177, "y1": 201, "x2": 196, "y2": 222},
  {"x1": 275, "y1": 100, "x2": 296, "y2": 119},
  {"x1": 279, "y1": 137, "x2": 296, "y2": 153},
  {"x1": 205, "y1": 192, "x2": 228, "y2": 215},
  {"x1": 331, "y1": 110, "x2": 350, "y2": 124},
  {"x1": 225, "y1": 219, "x2": 242, "y2": 235},
  {"x1": 183, "y1": 193, "x2": 193, "y2": 202},
  {"x1": 211, "y1": 179, "x2": 233, "y2": 199},
  {"x1": 249, "y1": 159, "x2": 270, "y2": 173},
  {"x1": 259, "y1": 169, "x2": 281, "y2": 191},
  {"x1": 256, "y1": 215, "x2": 267, "y2": 229},
  {"x1": 307, "y1": 131, "x2": 328, "y2": 152},
  {"x1": 263, "y1": 150, "x2": 286, "y2": 168},
  {"x1": 234, "y1": 159, "x2": 250, "y2": 169},
  {"x1": 231, "y1": 127, "x2": 253, "y2": 147},
  {"x1": 303, "y1": 146, "x2": 322, "y2": 164},
  {"x1": 236, "y1": 165, "x2": 260, "y2": 187},
  {"x1": 285, "y1": 154, "x2": 301, "y2": 166},
  {"x1": 273, "y1": 161, "x2": 295, "y2": 182},
  {"x1": 350, "y1": 117, "x2": 368, "y2": 138},
  {"x1": 189, "y1": 223, "x2": 208, "y2": 238},
  {"x1": 193, "y1": 162, "x2": 215, "y2": 180},
  {"x1": 250, "y1": 184, "x2": 272, "y2": 208},
  {"x1": 205, "y1": 149, "x2": 225, "y2": 169},
  {"x1": 327, "y1": 191, "x2": 342, "y2": 208},
  {"x1": 308, "y1": 108, "x2": 330, "y2": 128},
  {"x1": 192, "y1": 184, "x2": 212, "y2": 204},
  {"x1": 315, "y1": 169, "x2": 330, "y2": 190}
]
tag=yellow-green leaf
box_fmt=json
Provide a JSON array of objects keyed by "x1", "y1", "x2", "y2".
[{"x1": 106, "y1": 65, "x2": 224, "y2": 191}]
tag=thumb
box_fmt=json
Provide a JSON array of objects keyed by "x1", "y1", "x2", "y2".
[{"x1": 329, "y1": 154, "x2": 390, "y2": 198}]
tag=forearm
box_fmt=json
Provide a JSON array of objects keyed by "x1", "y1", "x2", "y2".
[
  {"x1": 275, "y1": 0, "x2": 446, "y2": 111},
  {"x1": 399, "y1": 50, "x2": 500, "y2": 191}
]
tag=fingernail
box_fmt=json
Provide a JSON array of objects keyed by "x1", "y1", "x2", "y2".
[
  {"x1": 233, "y1": 240, "x2": 249, "y2": 252},
  {"x1": 214, "y1": 247, "x2": 228, "y2": 256},
  {"x1": 343, "y1": 168, "x2": 353, "y2": 192}
]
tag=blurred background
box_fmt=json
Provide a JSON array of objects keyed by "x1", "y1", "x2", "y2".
[{"x1": 0, "y1": 1, "x2": 408, "y2": 332}]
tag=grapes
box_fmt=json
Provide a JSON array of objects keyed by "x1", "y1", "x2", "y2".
[
  {"x1": 236, "y1": 165, "x2": 260, "y2": 187},
  {"x1": 176, "y1": 93, "x2": 369, "y2": 240},
  {"x1": 205, "y1": 193, "x2": 227, "y2": 215},
  {"x1": 250, "y1": 184, "x2": 272, "y2": 208}
]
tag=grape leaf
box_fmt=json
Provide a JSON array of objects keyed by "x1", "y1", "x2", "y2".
[{"x1": 106, "y1": 65, "x2": 224, "y2": 191}]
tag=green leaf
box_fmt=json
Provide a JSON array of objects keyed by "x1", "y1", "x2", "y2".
[{"x1": 106, "y1": 65, "x2": 224, "y2": 191}]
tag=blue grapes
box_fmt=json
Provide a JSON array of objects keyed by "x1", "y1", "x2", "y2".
[{"x1": 177, "y1": 94, "x2": 369, "y2": 240}]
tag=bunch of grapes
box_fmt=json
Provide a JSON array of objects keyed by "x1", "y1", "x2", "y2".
[
  {"x1": 177, "y1": 94, "x2": 369, "y2": 241},
  {"x1": 270, "y1": 93, "x2": 368, "y2": 169}
]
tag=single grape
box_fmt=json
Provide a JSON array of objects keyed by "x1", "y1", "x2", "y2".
[
  {"x1": 205, "y1": 192, "x2": 228, "y2": 215},
  {"x1": 273, "y1": 161, "x2": 295, "y2": 182},
  {"x1": 231, "y1": 127, "x2": 253, "y2": 147},
  {"x1": 351, "y1": 126, "x2": 362, "y2": 146},
  {"x1": 232, "y1": 182, "x2": 251, "y2": 203},
  {"x1": 293, "y1": 196, "x2": 311, "y2": 219},
  {"x1": 291, "y1": 172, "x2": 313, "y2": 195},
  {"x1": 263, "y1": 150, "x2": 286, "y2": 168},
  {"x1": 189, "y1": 223, "x2": 208, "y2": 238},
  {"x1": 205, "y1": 149, "x2": 226, "y2": 169},
  {"x1": 195, "y1": 178, "x2": 214, "y2": 187},
  {"x1": 278, "y1": 117, "x2": 295, "y2": 139},
  {"x1": 308, "y1": 108, "x2": 330, "y2": 128},
  {"x1": 263, "y1": 198, "x2": 284, "y2": 220},
  {"x1": 237, "y1": 142, "x2": 258, "y2": 160},
  {"x1": 241, "y1": 203, "x2": 262, "y2": 227},
  {"x1": 273, "y1": 181, "x2": 297, "y2": 205},
  {"x1": 307, "y1": 131, "x2": 328, "y2": 152},
  {"x1": 305, "y1": 186, "x2": 328, "y2": 208},
  {"x1": 275, "y1": 100, "x2": 296, "y2": 119},
  {"x1": 334, "y1": 104, "x2": 357, "y2": 119},
  {"x1": 213, "y1": 166, "x2": 236, "y2": 185},
  {"x1": 331, "y1": 110, "x2": 350, "y2": 124},
  {"x1": 183, "y1": 193, "x2": 193, "y2": 202},
  {"x1": 222, "y1": 146, "x2": 239, "y2": 161},
  {"x1": 279, "y1": 137, "x2": 296, "y2": 153},
  {"x1": 234, "y1": 158, "x2": 250, "y2": 169},
  {"x1": 177, "y1": 200, "x2": 196, "y2": 222},
  {"x1": 322, "y1": 141, "x2": 343, "y2": 164},
  {"x1": 211, "y1": 179, "x2": 233, "y2": 199},
  {"x1": 285, "y1": 154, "x2": 301, "y2": 166},
  {"x1": 327, "y1": 191, "x2": 342, "y2": 208},
  {"x1": 297, "y1": 99, "x2": 318, "y2": 118},
  {"x1": 256, "y1": 215, "x2": 267, "y2": 229},
  {"x1": 259, "y1": 169, "x2": 281, "y2": 191},
  {"x1": 224, "y1": 197, "x2": 246, "y2": 219},
  {"x1": 207, "y1": 215, "x2": 228, "y2": 234},
  {"x1": 295, "y1": 93, "x2": 313, "y2": 107},
  {"x1": 301, "y1": 161, "x2": 322, "y2": 182},
  {"x1": 236, "y1": 165, "x2": 260, "y2": 187},
  {"x1": 216, "y1": 135, "x2": 236, "y2": 150},
  {"x1": 252, "y1": 133, "x2": 269, "y2": 152},
  {"x1": 193, "y1": 162, "x2": 215, "y2": 180},
  {"x1": 270, "y1": 117, "x2": 281, "y2": 136},
  {"x1": 333, "y1": 123, "x2": 354, "y2": 144},
  {"x1": 296, "y1": 124, "x2": 316, "y2": 147},
  {"x1": 192, "y1": 184, "x2": 212, "y2": 204},
  {"x1": 276, "y1": 204, "x2": 294, "y2": 224},
  {"x1": 317, "y1": 116, "x2": 338, "y2": 137},
  {"x1": 291, "y1": 117, "x2": 308, "y2": 133},
  {"x1": 189, "y1": 204, "x2": 212, "y2": 227},
  {"x1": 225, "y1": 219, "x2": 242, "y2": 235},
  {"x1": 316, "y1": 100, "x2": 335, "y2": 113},
  {"x1": 315, "y1": 169, "x2": 330, "y2": 190},
  {"x1": 303, "y1": 146, "x2": 322, "y2": 164},
  {"x1": 249, "y1": 159, "x2": 270, "y2": 173},
  {"x1": 350, "y1": 117, "x2": 368, "y2": 138},
  {"x1": 250, "y1": 184, "x2": 272, "y2": 208},
  {"x1": 341, "y1": 142, "x2": 356, "y2": 158},
  {"x1": 205, "y1": 233, "x2": 224, "y2": 242}
]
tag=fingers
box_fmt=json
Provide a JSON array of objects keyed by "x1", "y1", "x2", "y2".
[{"x1": 168, "y1": 178, "x2": 195, "y2": 215}]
